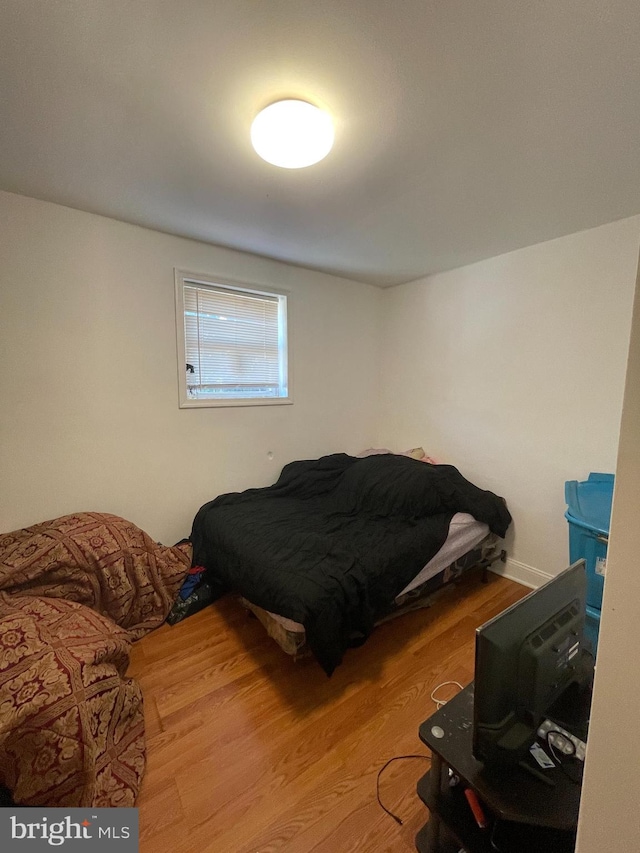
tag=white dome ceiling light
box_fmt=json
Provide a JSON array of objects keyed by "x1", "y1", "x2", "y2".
[{"x1": 250, "y1": 100, "x2": 334, "y2": 169}]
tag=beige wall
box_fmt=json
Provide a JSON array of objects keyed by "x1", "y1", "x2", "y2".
[
  {"x1": 2, "y1": 189, "x2": 640, "y2": 846},
  {"x1": 576, "y1": 248, "x2": 640, "y2": 850},
  {"x1": 379, "y1": 217, "x2": 640, "y2": 582},
  {"x1": 0, "y1": 191, "x2": 382, "y2": 544}
]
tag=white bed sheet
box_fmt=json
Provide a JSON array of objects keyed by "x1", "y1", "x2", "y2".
[{"x1": 396, "y1": 512, "x2": 489, "y2": 600}]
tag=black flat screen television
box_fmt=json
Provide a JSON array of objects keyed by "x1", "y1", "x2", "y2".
[{"x1": 473, "y1": 559, "x2": 592, "y2": 766}]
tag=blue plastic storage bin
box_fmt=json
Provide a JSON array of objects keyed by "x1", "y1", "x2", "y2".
[
  {"x1": 565, "y1": 512, "x2": 609, "y2": 611},
  {"x1": 565, "y1": 472, "x2": 614, "y2": 655},
  {"x1": 584, "y1": 605, "x2": 601, "y2": 657},
  {"x1": 565, "y1": 472, "x2": 614, "y2": 537}
]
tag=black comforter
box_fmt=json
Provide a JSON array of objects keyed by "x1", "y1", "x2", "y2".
[{"x1": 191, "y1": 453, "x2": 511, "y2": 675}]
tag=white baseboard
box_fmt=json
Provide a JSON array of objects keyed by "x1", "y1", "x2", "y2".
[{"x1": 489, "y1": 557, "x2": 553, "y2": 590}]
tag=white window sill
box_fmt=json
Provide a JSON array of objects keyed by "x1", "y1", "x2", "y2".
[{"x1": 179, "y1": 396, "x2": 293, "y2": 409}]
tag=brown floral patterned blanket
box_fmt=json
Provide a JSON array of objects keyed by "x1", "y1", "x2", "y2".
[{"x1": 0, "y1": 512, "x2": 190, "y2": 807}]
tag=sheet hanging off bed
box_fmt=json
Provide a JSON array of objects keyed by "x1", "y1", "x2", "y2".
[
  {"x1": 191, "y1": 453, "x2": 511, "y2": 675},
  {"x1": 397, "y1": 512, "x2": 489, "y2": 598}
]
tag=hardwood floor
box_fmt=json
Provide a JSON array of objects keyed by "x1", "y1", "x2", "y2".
[{"x1": 128, "y1": 571, "x2": 527, "y2": 853}]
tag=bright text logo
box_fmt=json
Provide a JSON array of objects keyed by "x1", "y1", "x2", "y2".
[{"x1": 1, "y1": 808, "x2": 138, "y2": 851}]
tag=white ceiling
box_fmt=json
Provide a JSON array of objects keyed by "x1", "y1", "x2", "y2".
[{"x1": 1, "y1": 1, "x2": 640, "y2": 287}]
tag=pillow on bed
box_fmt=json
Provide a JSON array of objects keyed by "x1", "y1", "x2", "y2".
[{"x1": 357, "y1": 446, "x2": 440, "y2": 464}]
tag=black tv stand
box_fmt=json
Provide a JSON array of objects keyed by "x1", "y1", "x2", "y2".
[
  {"x1": 416, "y1": 683, "x2": 586, "y2": 853},
  {"x1": 517, "y1": 757, "x2": 558, "y2": 787}
]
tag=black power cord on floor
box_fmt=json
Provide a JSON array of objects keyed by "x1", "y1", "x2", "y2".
[
  {"x1": 376, "y1": 754, "x2": 432, "y2": 825},
  {"x1": 376, "y1": 681, "x2": 463, "y2": 824}
]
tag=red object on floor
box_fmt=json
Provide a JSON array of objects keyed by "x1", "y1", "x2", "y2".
[{"x1": 464, "y1": 788, "x2": 488, "y2": 829}]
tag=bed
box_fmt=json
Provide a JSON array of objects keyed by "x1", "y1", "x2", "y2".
[
  {"x1": 190, "y1": 453, "x2": 512, "y2": 675},
  {"x1": 240, "y1": 514, "x2": 506, "y2": 659},
  {"x1": 0, "y1": 512, "x2": 190, "y2": 807}
]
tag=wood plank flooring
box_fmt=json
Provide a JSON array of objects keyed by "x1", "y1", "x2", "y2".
[{"x1": 128, "y1": 571, "x2": 527, "y2": 853}]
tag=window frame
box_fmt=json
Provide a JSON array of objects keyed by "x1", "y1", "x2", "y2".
[{"x1": 174, "y1": 269, "x2": 292, "y2": 409}]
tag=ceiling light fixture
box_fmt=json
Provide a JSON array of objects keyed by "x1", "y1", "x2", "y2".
[{"x1": 250, "y1": 99, "x2": 334, "y2": 169}]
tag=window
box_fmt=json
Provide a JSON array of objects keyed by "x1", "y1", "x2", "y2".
[{"x1": 175, "y1": 270, "x2": 290, "y2": 408}]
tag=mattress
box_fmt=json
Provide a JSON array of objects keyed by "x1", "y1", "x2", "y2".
[{"x1": 241, "y1": 513, "x2": 497, "y2": 658}]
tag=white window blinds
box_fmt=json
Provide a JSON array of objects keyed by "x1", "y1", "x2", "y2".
[{"x1": 179, "y1": 277, "x2": 289, "y2": 404}]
